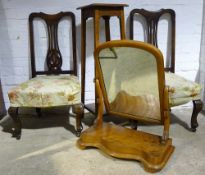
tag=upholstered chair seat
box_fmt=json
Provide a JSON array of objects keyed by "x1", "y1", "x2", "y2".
[
  {"x1": 8, "y1": 75, "x2": 81, "y2": 108},
  {"x1": 165, "y1": 72, "x2": 201, "y2": 107}
]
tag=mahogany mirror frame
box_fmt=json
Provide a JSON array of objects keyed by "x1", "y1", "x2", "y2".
[
  {"x1": 94, "y1": 40, "x2": 169, "y2": 127},
  {"x1": 77, "y1": 40, "x2": 174, "y2": 172}
]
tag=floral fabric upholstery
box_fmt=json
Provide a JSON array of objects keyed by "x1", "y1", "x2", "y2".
[
  {"x1": 165, "y1": 72, "x2": 201, "y2": 107},
  {"x1": 8, "y1": 75, "x2": 81, "y2": 107}
]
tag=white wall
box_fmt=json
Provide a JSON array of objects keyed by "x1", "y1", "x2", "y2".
[{"x1": 0, "y1": 0, "x2": 203, "y2": 108}]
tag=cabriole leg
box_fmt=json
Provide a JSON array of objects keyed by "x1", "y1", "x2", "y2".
[
  {"x1": 191, "y1": 100, "x2": 203, "y2": 132},
  {"x1": 8, "y1": 107, "x2": 22, "y2": 139}
]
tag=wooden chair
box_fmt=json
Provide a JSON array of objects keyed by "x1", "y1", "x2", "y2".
[
  {"x1": 130, "y1": 9, "x2": 203, "y2": 131},
  {"x1": 7, "y1": 12, "x2": 83, "y2": 139},
  {"x1": 0, "y1": 80, "x2": 6, "y2": 119},
  {"x1": 77, "y1": 40, "x2": 174, "y2": 173}
]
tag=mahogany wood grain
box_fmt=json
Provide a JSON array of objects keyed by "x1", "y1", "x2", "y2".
[
  {"x1": 77, "y1": 40, "x2": 174, "y2": 172},
  {"x1": 191, "y1": 100, "x2": 203, "y2": 131},
  {"x1": 8, "y1": 12, "x2": 83, "y2": 139},
  {"x1": 29, "y1": 12, "x2": 77, "y2": 77},
  {"x1": 129, "y1": 9, "x2": 175, "y2": 73},
  {"x1": 77, "y1": 3, "x2": 128, "y2": 113},
  {"x1": 77, "y1": 122, "x2": 174, "y2": 173}
]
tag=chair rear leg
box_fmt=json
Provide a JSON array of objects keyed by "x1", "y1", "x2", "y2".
[
  {"x1": 8, "y1": 107, "x2": 22, "y2": 139},
  {"x1": 36, "y1": 108, "x2": 42, "y2": 117},
  {"x1": 72, "y1": 104, "x2": 83, "y2": 137},
  {"x1": 191, "y1": 100, "x2": 203, "y2": 132},
  {"x1": 130, "y1": 119, "x2": 138, "y2": 130}
]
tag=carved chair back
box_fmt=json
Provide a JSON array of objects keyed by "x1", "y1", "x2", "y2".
[
  {"x1": 29, "y1": 12, "x2": 77, "y2": 77},
  {"x1": 130, "y1": 9, "x2": 175, "y2": 73}
]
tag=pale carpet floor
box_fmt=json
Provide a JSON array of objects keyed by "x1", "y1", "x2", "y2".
[{"x1": 0, "y1": 107, "x2": 205, "y2": 175}]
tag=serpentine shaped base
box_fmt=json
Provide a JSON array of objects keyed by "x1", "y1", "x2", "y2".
[{"x1": 77, "y1": 123, "x2": 174, "y2": 173}]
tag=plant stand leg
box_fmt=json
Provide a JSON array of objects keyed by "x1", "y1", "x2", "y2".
[{"x1": 73, "y1": 104, "x2": 83, "y2": 137}]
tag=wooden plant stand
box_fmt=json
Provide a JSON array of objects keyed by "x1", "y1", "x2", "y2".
[{"x1": 77, "y1": 3, "x2": 128, "y2": 114}]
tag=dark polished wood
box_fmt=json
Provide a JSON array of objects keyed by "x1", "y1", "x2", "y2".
[
  {"x1": 77, "y1": 3, "x2": 128, "y2": 113},
  {"x1": 0, "y1": 80, "x2": 6, "y2": 119},
  {"x1": 77, "y1": 3, "x2": 128, "y2": 9},
  {"x1": 191, "y1": 100, "x2": 203, "y2": 131},
  {"x1": 8, "y1": 12, "x2": 83, "y2": 138},
  {"x1": 8, "y1": 107, "x2": 21, "y2": 139},
  {"x1": 36, "y1": 108, "x2": 42, "y2": 117},
  {"x1": 129, "y1": 8, "x2": 203, "y2": 131},
  {"x1": 130, "y1": 119, "x2": 138, "y2": 130},
  {"x1": 130, "y1": 8, "x2": 175, "y2": 73},
  {"x1": 77, "y1": 40, "x2": 174, "y2": 172},
  {"x1": 29, "y1": 12, "x2": 77, "y2": 77}
]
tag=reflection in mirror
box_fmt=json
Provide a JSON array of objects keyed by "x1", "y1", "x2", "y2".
[{"x1": 99, "y1": 47, "x2": 161, "y2": 121}]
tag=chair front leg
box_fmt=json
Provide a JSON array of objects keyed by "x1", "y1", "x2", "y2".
[
  {"x1": 191, "y1": 100, "x2": 203, "y2": 132},
  {"x1": 8, "y1": 107, "x2": 22, "y2": 139},
  {"x1": 72, "y1": 104, "x2": 83, "y2": 137}
]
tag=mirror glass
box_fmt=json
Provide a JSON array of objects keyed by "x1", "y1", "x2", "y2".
[{"x1": 99, "y1": 46, "x2": 161, "y2": 121}]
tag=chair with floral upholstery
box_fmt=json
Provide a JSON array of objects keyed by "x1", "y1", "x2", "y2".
[
  {"x1": 8, "y1": 12, "x2": 83, "y2": 139},
  {"x1": 129, "y1": 8, "x2": 203, "y2": 131},
  {"x1": 77, "y1": 40, "x2": 174, "y2": 172}
]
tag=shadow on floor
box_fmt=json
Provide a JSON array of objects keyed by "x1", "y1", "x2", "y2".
[
  {"x1": 83, "y1": 110, "x2": 196, "y2": 132},
  {"x1": 0, "y1": 107, "x2": 201, "y2": 139},
  {"x1": 0, "y1": 107, "x2": 83, "y2": 138},
  {"x1": 170, "y1": 112, "x2": 191, "y2": 131}
]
